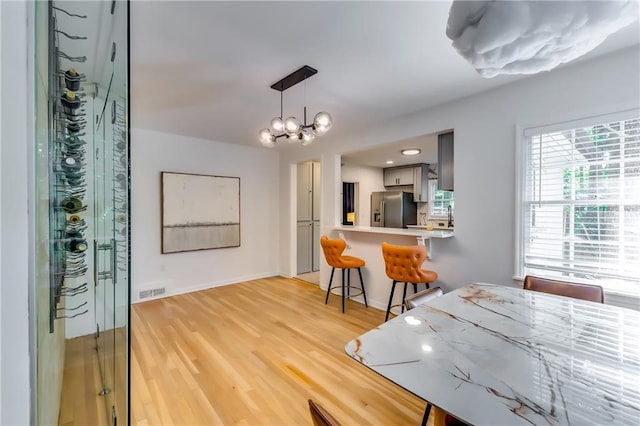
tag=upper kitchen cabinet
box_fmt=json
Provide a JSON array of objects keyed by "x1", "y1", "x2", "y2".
[
  {"x1": 384, "y1": 164, "x2": 429, "y2": 202},
  {"x1": 412, "y1": 164, "x2": 429, "y2": 202},
  {"x1": 438, "y1": 131, "x2": 454, "y2": 191},
  {"x1": 384, "y1": 166, "x2": 414, "y2": 186}
]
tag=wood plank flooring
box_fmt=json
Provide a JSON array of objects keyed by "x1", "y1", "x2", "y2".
[
  {"x1": 59, "y1": 334, "x2": 108, "y2": 426},
  {"x1": 131, "y1": 276, "x2": 429, "y2": 425},
  {"x1": 59, "y1": 327, "x2": 127, "y2": 426}
]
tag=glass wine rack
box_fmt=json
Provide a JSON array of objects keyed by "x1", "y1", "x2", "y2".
[{"x1": 35, "y1": 1, "x2": 129, "y2": 425}]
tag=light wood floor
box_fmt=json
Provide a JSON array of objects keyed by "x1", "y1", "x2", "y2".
[
  {"x1": 59, "y1": 328, "x2": 127, "y2": 426},
  {"x1": 59, "y1": 334, "x2": 108, "y2": 426},
  {"x1": 295, "y1": 271, "x2": 320, "y2": 285},
  {"x1": 131, "y1": 276, "x2": 429, "y2": 425}
]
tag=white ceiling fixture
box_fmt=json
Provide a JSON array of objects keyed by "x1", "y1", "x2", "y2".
[
  {"x1": 401, "y1": 148, "x2": 421, "y2": 156},
  {"x1": 259, "y1": 65, "x2": 332, "y2": 147},
  {"x1": 447, "y1": 0, "x2": 640, "y2": 78}
]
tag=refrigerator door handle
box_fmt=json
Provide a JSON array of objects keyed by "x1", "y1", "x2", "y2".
[{"x1": 381, "y1": 200, "x2": 385, "y2": 227}]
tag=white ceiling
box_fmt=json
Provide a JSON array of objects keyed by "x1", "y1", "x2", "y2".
[{"x1": 129, "y1": 1, "x2": 639, "y2": 156}]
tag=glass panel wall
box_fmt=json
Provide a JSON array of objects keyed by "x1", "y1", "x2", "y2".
[{"x1": 33, "y1": 1, "x2": 129, "y2": 424}]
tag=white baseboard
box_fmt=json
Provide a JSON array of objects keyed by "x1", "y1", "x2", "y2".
[{"x1": 132, "y1": 271, "x2": 281, "y2": 303}]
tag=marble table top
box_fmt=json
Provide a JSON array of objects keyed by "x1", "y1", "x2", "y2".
[{"x1": 345, "y1": 283, "x2": 640, "y2": 425}]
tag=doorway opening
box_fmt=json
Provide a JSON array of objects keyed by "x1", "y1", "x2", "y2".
[{"x1": 341, "y1": 181, "x2": 359, "y2": 225}]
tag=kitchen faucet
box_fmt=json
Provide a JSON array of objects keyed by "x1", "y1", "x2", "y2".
[{"x1": 447, "y1": 205, "x2": 454, "y2": 228}]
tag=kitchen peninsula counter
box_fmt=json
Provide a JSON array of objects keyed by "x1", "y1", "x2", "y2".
[
  {"x1": 331, "y1": 225, "x2": 453, "y2": 240},
  {"x1": 322, "y1": 225, "x2": 454, "y2": 314},
  {"x1": 330, "y1": 226, "x2": 453, "y2": 257}
]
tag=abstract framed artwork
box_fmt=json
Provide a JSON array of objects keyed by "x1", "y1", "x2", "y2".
[{"x1": 161, "y1": 172, "x2": 240, "y2": 253}]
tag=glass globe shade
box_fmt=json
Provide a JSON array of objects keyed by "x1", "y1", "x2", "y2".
[
  {"x1": 284, "y1": 116, "x2": 301, "y2": 136},
  {"x1": 270, "y1": 117, "x2": 284, "y2": 132},
  {"x1": 301, "y1": 128, "x2": 315, "y2": 145},
  {"x1": 287, "y1": 133, "x2": 300, "y2": 143},
  {"x1": 313, "y1": 111, "x2": 333, "y2": 135},
  {"x1": 258, "y1": 128, "x2": 275, "y2": 147}
]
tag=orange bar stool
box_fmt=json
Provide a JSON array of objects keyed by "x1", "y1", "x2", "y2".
[
  {"x1": 320, "y1": 235, "x2": 368, "y2": 313},
  {"x1": 381, "y1": 242, "x2": 438, "y2": 321}
]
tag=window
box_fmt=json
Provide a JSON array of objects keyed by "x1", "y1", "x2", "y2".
[
  {"x1": 516, "y1": 110, "x2": 640, "y2": 295},
  {"x1": 428, "y1": 179, "x2": 454, "y2": 220}
]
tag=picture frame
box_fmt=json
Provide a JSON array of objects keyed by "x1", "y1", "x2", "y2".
[{"x1": 161, "y1": 171, "x2": 240, "y2": 253}]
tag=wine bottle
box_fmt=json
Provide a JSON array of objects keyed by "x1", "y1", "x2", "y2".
[
  {"x1": 61, "y1": 91, "x2": 81, "y2": 115},
  {"x1": 66, "y1": 232, "x2": 88, "y2": 253},
  {"x1": 60, "y1": 197, "x2": 83, "y2": 213},
  {"x1": 64, "y1": 68, "x2": 81, "y2": 91}
]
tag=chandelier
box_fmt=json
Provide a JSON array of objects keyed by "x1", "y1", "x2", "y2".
[{"x1": 259, "y1": 65, "x2": 332, "y2": 147}]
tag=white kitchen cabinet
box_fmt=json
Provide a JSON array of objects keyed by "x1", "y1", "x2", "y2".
[
  {"x1": 297, "y1": 161, "x2": 321, "y2": 221},
  {"x1": 297, "y1": 163, "x2": 312, "y2": 221},
  {"x1": 297, "y1": 161, "x2": 321, "y2": 274},
  {"x1": 297, "y1": 221, "x2": 313, "y2": 274},
  {"x1": 312, "y1": 162, "x2": 321, "y2": 221},
  {"x1": 384, "y1": 164, "x2": 429, "y2": 202},
  {"x1": 384, "y1": 166, "x2": 414, "y2": 186},
  {"x1": 413, "y1": 164, "x2": 429, "y2": 202},
  {"x1": 312, "y1": 221, "x2": 320, "y2": 271}
]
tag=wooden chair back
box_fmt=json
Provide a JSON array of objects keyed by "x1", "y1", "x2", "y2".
[
  {"x1": 404, "y1": 287, "x2": 443, "y2": 311},
  {"x1": 308, "y1": 399, "x2": 341, "y2": 426},
  {"x1": 523, "y1": 275, "x2": 604, "y2": 303}
]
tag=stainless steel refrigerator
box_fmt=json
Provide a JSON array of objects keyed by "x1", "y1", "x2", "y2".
[{"x1": 371, "y1": 191, "x2": 417, "y2": 228}]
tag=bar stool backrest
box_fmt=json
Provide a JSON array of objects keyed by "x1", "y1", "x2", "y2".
[
  {"x1": 381, "y1": 242, "x2": 428, "y2": 283},
  {"x1": 320, "y1": 235, "x2": 347, "y2": 268}
]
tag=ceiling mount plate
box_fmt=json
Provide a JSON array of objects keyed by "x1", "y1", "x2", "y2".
[{"x1": 270, "y1": 65, "x2": 318, "y2": 92}]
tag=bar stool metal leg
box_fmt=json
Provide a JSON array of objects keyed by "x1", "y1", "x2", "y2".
[
  {"x1": 325, "y1": 267, "x2": 335, "y2": 304},
  {"x1": 421, "y1": 403, "x2": 432, "y2": 426},
  {"x1": 401, "y1": 282, "x2": 408, "y2": 313},
  {"x1": 357, "y1": 267, "x2": 367, "y2": 307},
  {"x1": 341, "y1": 268, "x2": 346, "y2": 313},
  {"x1": 385, "y1": 280, "x2": 398, "y2": 321}
]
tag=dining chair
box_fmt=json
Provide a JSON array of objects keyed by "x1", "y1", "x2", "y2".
[
  {"x1": 308, "y1": 399, "x2": 341, "y2": 426},
  {"x1": 381, "y1": 242, "x2": 438, "y2": 321},
  {"x1": 404, "y1": 287, "x2": 443, "y2": 311},
  {"x1": 320, "y1": 235, "x2": 368, "y2": 313},
  {"x1": 523, "y1": 275, "x2": 604, "y2": 303}
]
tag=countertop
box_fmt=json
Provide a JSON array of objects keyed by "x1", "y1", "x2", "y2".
[{"x1": 331, "y1": 225, "x2": 454, "y2": 239}]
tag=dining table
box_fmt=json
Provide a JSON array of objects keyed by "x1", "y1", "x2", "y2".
[{"x1": 345, "y1": 283, "x2": 640, "y2": 425}]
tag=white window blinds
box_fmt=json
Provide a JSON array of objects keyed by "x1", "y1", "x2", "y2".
[{"x1": 520, "y1": 113, "x2": 640, "y2": 293}]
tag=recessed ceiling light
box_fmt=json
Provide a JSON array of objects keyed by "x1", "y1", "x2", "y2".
[
  {"x1": 401, "y1": 148, "x2": 421, "y2": 156},
  {"x1": 386, "y1": 160, "x2": 394, "y2": 164}
]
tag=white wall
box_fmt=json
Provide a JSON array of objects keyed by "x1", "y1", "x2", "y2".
[
  {"x1": 131, "y1": 129, "x2": 281, "y2": 301},
  {"x1": 1, "y1": 0, "x2": 31, "y2": 424},
  {"x1": 341, "y1": 163, "x2": 385, "y2": 226},
  {"x1": 280, "y1": 47, "x2": 640, "y2": 303}
]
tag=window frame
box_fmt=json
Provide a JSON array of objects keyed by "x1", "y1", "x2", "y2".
[
  {"x1": 514, "y1": 108, "x2": 640, "y2": 296},
  {"x1": 428, "y1": 179, "x2": 454, "y2": 220}
]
